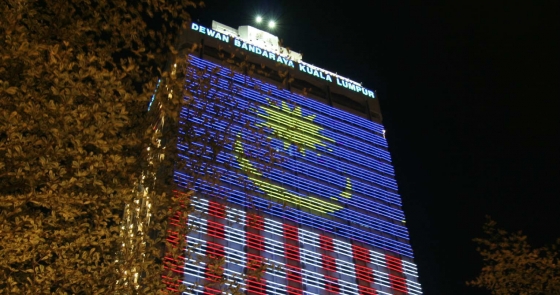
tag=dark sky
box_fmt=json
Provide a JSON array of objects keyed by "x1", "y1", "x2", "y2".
[{"x1": 193, "y1": 1, "x2": 560, "y2": 294}]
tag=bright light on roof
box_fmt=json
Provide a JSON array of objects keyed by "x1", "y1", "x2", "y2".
[
  {"x1": 256, "y1": 16, "x2": 263, "y2": 23},
  {"x1": 268, "y1": 20, "x2": 276, "y2": 29}
]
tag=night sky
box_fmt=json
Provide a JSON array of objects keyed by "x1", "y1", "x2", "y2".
[{"x1": 192, "y1": 1, "x2": 559, "y2": 294}]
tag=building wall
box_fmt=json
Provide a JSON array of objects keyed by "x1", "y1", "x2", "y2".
[{"x1": 165, "y1": 53, "x2": 422, "y2": 295}]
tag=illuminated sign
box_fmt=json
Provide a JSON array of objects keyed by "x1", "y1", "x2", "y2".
[
  {"x1": 190, "y1": 23, "x2": 230, "y2": 43},
  {"x1": 233, "y1": 39, "x2": 295, "y2": 67},
  {"x1": 299, "y1": 64, "x2": 333, "y2": 82},
  {"x1": 190, "y1": 22, "x2": 376, "y2": 98},
  {"x1": 336, "y1": 77, "x2": 376, "y2": 98}
]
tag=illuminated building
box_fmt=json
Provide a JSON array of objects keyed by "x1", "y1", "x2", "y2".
[{"x1": 161, "y1": 20, "x2": 423, "y2": 295}]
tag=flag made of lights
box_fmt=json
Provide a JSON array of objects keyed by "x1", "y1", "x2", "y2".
[{"x1": 169, "y1": 55, "x2": 422, "y2": 295}]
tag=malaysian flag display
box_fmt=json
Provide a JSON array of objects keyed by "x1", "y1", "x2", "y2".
[{"x1": 166, "y1": 55, "x2": 422, "y2": 295}]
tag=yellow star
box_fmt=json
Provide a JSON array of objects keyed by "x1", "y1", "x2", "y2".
[{"x1": 257, "y1": 99, "x2": 334, "y2": 156}]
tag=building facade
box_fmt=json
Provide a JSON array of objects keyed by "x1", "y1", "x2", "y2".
[{"x1": 162, "y1": 21, "x2": 422, "y2": 295}]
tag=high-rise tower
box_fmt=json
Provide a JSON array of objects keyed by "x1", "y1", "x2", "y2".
[{"x1": 160, "y1": 20, "x2": 422, "y2": 295}]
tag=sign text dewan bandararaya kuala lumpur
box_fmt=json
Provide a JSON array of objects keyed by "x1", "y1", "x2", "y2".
[{"x1": 191, "y1": 23, "x2": 376, "y2": 99}]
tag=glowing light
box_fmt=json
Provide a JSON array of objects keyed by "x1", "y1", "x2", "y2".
[
  {"x1": 257, "y1": 99, "x2": 334, "y2": 155},
  {"x1": 230, "y1": 98, "x2": 360, "y2": 215},
  {"x1": 181, "y1": 199, "x2": 423, "y2": 295},
  {"x1": 256, "y1": 15, "x2": 263, "y2": 23},
  {"x1": 177, "y1": 56, "x2": 418, "y2": 258},
  {"x1": 234, "y1": 136, "x2": 344, "y2": 214},
  {"x1": 268, "y1": 20, "x2": 276, "y2": 28}
]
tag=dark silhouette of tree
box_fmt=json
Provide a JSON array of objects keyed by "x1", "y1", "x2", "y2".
[{"x1": 469, "y1": 218, "x2": 560, "y2": 295}]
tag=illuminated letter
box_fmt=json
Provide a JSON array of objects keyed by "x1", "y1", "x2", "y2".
[
  {"x1": 222, "y1": 35, "x2": 229, "y2": 43},
  {"x1": 299, "y1": 64, "x2": 306, "y2": 72},
  {"x1": 191, "y1": 23, "x2": 199, "y2": 31},
  {"x1": 348, "y1": 83, "x2": 356, "y2": 91},
  {"x1": 288, "y1": 60, "x2": 295, "y2": 67},
  {"x1": 248, "y1": 45, "x2": 255, "y2": 53},
  {"x1": 356, "y1": 86, "x2": 362, "y2": 93},
  {"x1": 262, "y1": 51, "x2": 268, "y2": 58},
  {"x1": 199, "y1": 26, "x2": 206, "y2": 34},
  {"x1": 269, "y1": 52, "x2": 276, "y2": 61},
  {"x1": 367, "y1": 90, "x2": 375, "y2": 98},
  {"x1": 234, "y1": 39, "x2": 241, "y2": 47},
  {"x1": 255, "y1": 47, "x2": 262, "y2": 54},
  {"x1": 326, "y1": 75, "x2": 332, "y2": 82},
  {"x1": 241, "y1": 43, "x2": 248, "y2": 50},
  {"x1": 336, "y1": 77, "x2": 343, "y2": 86},
  {"x1": 277, "y1": 56, "x2": 284, "y2": 63},
  {"x1": 313, "y1": 69, "x2": 320, "y2": 78},
  {"x1": 319, "y1": 71, "x2": 326, "y2": 80},
  {"x1": 206, "y1": 29, "x2": 215, "y2": 37},
  {"x1": 362, "y1": 87, "x2": 368, "y2": 95}
]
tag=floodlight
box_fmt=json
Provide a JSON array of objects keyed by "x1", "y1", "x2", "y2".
[
  {"x1": 256, "y1": 16, "x2": 263, "y2": 23},
  {"x1": 268, "y1": 20, "x2": 276, "y2": 29}
]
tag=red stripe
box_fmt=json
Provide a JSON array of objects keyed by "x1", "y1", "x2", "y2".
[
  {"x1": 246, "y1": 253, "x2": 266, "y2": 295},
  {"x1": 246, "y1": 213, "x2": 266, "y2": 295},
  {"x1": 352, "y1": 244, "x2": 371, "y2": 263},
  {"x1": 320, "y1": 234, "x2": 339, "y2": 294},
  {"x1": 161, "y1": 274, "x2": 181, "y2": 292},
  {"x1": 385, "y1": 254, "x2": 408, "y2": 294},
  {"x1": 355, "y1": 264, "x2": 374, "y2": 282},
  {"x1": 163, "y1": 191, "x2": 191, "y2": 292},
  {"x1": 358, "y1": 285, "x2": 378, "y2": 295},
  {"x1": 351, "y1": 244, "x2": 378, "y2": 295},
  {"x1": 320, "y1": 235, "x2": 335, "y2": 251},
  {"x1": 385, "y1": 254, "x2": 404, "y2": 273},
  {"x1": 389, "y1": 274, "x2": 409, "y2": 293},
  {"x1": 246, "y1": 231, "x2": 265, "y2": 251},
  {"x1": 325, "y1": 275, "x2": 341, "y2": 293},
  {"x1": 204, "y1": 201, "x2": 226, "y2": 295},
  {"x1": 283, "y1": 223, "x2": 303, "y2": 295},
  {"x1": 322, "y1": 255, "x2": 337, "y2": 272},
  {"x1": 208, "y1": 201, "x2": 226, "y2": 218},
  {"x1": 207, "y1": 220, "x2": 225, "y2": 239}
]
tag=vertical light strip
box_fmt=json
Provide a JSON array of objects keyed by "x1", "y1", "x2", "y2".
[
  {"x1": 385, "y1": 254, "x2": 409, "y2": 294},
  {"x1": 204, "y1": 200, "x2": 227, "y2": 294},
  {"x1": 283, "y1": 222, "x2": 303, "y2": 294},
  {"x1": 351, "y1": 243, "x2": 378, "y2": 295},
  {"x1": 245, "y1": 213, "x2": 267, "y2": 295},
  {"x1": 163, "y1": 190, "x2": 194, "y2": 293},
  {"x1": 320, "y1": 234, "x2": 341, "y2": 294}
]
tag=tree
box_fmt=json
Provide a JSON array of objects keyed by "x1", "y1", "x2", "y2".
[
  {"x1": 157, "y1": 55, "x2": 284, "y2": 294},
  {"x1": 0, "y1": 0, "x2": 235, "y2": 294},
  {"x1": 469, "y1": 218, "x2": 560, "y2": 295},
  {"x1": 1, "y1": 1, "x2": 282, "y2": 293}
]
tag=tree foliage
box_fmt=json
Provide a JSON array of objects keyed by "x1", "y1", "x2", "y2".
[
  {"x1": 469, "y1": 218, "x2": 560, "y2": 295},
  {"x1": 1, "y1": 0, "x2": 283, "y2": 293},
  {"x1": 0, "y1": 0, "x2": 206, "y2": 294}
]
